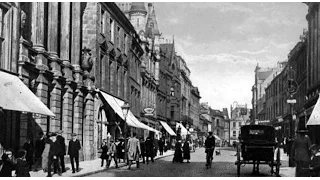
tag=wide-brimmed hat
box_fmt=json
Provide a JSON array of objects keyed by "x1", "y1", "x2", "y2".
[
  {"x1": 71, "y1": 133, "x2": 77, "y2": 137},
  {"x1": 47, "y1": 132, "x2": 57, "y2": 137},
  {"x1": 310, "y1": 144, "x2": 320, "y2": 151},
  {"x1": 57, "y1": 130, "x2": 63, "y2": 134}
]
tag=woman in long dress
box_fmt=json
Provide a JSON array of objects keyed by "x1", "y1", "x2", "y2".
[
  {"x1": 173, "y1": 140, "x2": 183, "y2": 163},
  {"x1": 183, "y1": 140, "x2": 191, "y2": 163}
]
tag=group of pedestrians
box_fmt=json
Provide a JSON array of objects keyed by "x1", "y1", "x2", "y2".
[
  {"x1": 99, "y1": 133, "x2": 167, "y2": 170},
  {"x1": 0, "y1": 130, "x2": 82, "y2": 177},
  {"x1": 172, "y1": 139, "x2": 191, "y2": 163}
]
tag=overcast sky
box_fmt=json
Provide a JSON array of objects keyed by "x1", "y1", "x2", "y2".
[{"x1": 154, "y1": 2, "x2": 308, "y2": 111}]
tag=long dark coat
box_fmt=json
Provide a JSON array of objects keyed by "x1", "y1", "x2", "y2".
[
  {"x1": 68, "y1": 139, "x2": 81, "y2": 157},
  {"x1": 173, "y1": 141, "x2": 183, "y2": 163},
  {"x1": 100, "y1": 143, "x2": 109, "y2": 159},
  {"x1": 49, "y1": 140, "x2": 61, "y2": 158},
  {"x1": 0, "y1": 154, "x2": 15, "y2": 177},
  {"x1": 15, "y1": 158, "x2": 30, "y2": 177},
  {"x1": 158, "y1": 139, "x2": 164, "y2": 151},
  {"x1": 23, "y1": 142, "x2": 34, "y2": 166},
  {"x1": 116, "y1": 141, "x2": 125, "y2": 160},
  {"x1": 291, "y1": 135, "x2": 312, "y2": 177},
  {"x1": 56, "y1": 135, "x2": 66, "y2": 156},
  {"x1": 35, "y1": 138, "x2": 45, "y2": 158},
  {"x1": 310, "y1": 153, "x2": 320, "y2": 177},
  {"x1": 140, "y1": 141, "x2": 146, "y2": 156},
  {"x1": 183, "y1": 141, "x2": 191, "y2": 160},
  {"x1": 145, "y1": 138, "x2": 154, "y2": 157}
]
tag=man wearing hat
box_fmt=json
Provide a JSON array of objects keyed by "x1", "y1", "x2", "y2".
[
  {"x1": 56, "y1": 130, "x2": 66, "y2": 173},
  {"x1": 68, "y1": 133, "x2": 81, "y2": 173},
  {"x1": 47, "y1": 132, "x2": 61, "y2": 177},
  {"x1": 291, "y1": 126, "x2": 312, "y2": 177}
]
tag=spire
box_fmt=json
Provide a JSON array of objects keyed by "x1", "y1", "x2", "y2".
[
  {"x1": 145, "y1": 4, "x2": 161, "y2": 38},
  {"x1": 129, "y1": 2, "x2": 147, "y2": 15}
]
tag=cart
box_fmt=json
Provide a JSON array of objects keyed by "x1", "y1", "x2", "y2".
[{"x1": 235, "y1": 125, "x2": 281, "y2": 177}]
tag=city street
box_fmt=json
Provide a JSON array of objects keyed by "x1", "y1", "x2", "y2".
[{"x1": 86, "y1": 148, "x2": 278, "y2": 177}]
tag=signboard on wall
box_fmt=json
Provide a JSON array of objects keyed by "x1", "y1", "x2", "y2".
[{"x1": 144, "y1": 107, "x2": 154, "y2": 116}]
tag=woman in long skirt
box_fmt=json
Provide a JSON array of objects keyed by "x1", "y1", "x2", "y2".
[
  {"x1": 173, "y1": 140, "x2": 183, "y2": 163},
  {"x1": 183, "y1": 140, "x2": 191, "y2": 163}
]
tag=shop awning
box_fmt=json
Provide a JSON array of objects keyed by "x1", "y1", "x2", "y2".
[
  {"x1": 176, "y1": 122, "x2": 190, "y2": 135},
  {"x1": 160, "y1": 121, "x2": 176, "y2": 136},
  {"x1": 0, "y1": 71, "x2": 55, "y2": 117},
  {"x1": 99, "y1": 91, "x2": 158, "y2": 132},
  {"x1": 307, "y1": 95, "x2": 320, "y2": 126}
]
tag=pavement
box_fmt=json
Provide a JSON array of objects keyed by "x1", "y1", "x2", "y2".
[
  {"x1": 29, "y1": 150, "x2": 175, "y2": 177},
  {"x1": 21, "y1": 147, "x2": 297, "y2": 177},
  {"x1": 278, "y1": 148, "x2": 295, "y2": 177}
]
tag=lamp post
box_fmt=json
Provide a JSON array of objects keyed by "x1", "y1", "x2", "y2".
[{"x1": 121, "y1": 102, "x2": 130, "y2": 164}]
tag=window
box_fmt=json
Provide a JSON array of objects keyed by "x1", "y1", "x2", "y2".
[
  {"x1": 110, "y1": 18, "x2": 114, "y2": 43},
  {"x1": 233, "y1": 131, "x2": 236, "y2": 137},
  {"x1": 100, "y1": 8, "x2": 106, "y2": 34},
  {"x1": 216, "y1": 119, "x2": 219, "y2": 126},
  {"x1": 117, "y1": 26, "x2": 121, "y2": 48},
  {"x1": 124, "y1": 33, "x2": 127, "y2": 54},
  {"x1": 171, "y1": 106, "x2": 174, "y2": 119},
  {"x1": 233, "y1": 122, "x2": 236, "y2": 128},
  {"x1": 0, "y1": 7, "x2": 12, "y2": 70}
]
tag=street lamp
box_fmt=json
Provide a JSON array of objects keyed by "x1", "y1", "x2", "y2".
[{"x1": 121, "y1": 102, "x2": 130, "y2": 164}]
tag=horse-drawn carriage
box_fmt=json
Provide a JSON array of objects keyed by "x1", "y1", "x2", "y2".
[{"x1": 235, "y1": 125, "x2": 281, "y2": 177}]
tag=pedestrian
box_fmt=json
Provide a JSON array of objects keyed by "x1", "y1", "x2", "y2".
[
  {"x1": 0, "y1": 150, "x2": 15, "y2": 177},
  {"x1": 100, "y1": 139, "x2": 109, "y2": 167},
  {"x1": 158, "y1": 138, "x2": 164, "y2": 156},
  {"x1": 154, "y1": 136, "x2": 159, "y2": 157},
  {"x1": 68, "y1": 133, "x2": 81, "y2": 173},
  {"x1": 107, "y1": 138, "x2": 118, "y2": 168},
  {"x1": 309, "y1": 144, "x2": 320, "y2": 177},
  {"x1": 34, "y1": 132, "x2": 45, "y2": 171},
  {"x1": 173, "y1": 139, "x2": 183, "y2": 163},
  {"x1": 15, "y1": 149, "x2": 31, "y2": 177},
  {"x1": 116, "y1": 137, "x2": 125, "y2": 163},
  {"x1": 47, "y1": 132, "x2": 60, "y2": 177},
  {"x1": 291, "y1": 127, "x2": 312, "y2": 177},
  {"x1": 23, "y1": 137, "x2": 34, "y2": 170},
  {"x1": 283, "y1": 137, "x2": 287, "y2": 154},
  {"x1": 139, "y1": 137, "x2": 146, "y2": 164},
  {"x1": 56, "y1": 130, "x2": 66, "y2": 173},
  {"x1": 183, "y1": 140, "x2": 191, "y2": 163},
  {"x1": 127, "y1": 132, "x2": 141, "y2": 169},
  {"x1": 42, "y1": 133, "x2": 52, "y2": 173},
  {"x1": 145, "y1": 136, "x2": 154, "y2": 164}
]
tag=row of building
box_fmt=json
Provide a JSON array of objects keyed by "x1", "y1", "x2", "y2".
[
  {"x1": 0, "y1": 2, "x2": 210, "y2": 161},
  {"x1": 251, "y1": 2, "x2": 320, "y2": 144}
]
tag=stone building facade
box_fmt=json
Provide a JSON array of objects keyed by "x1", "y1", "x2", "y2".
[{"x1": 0, "y1": 2, "x2": 150, "y2": 161}]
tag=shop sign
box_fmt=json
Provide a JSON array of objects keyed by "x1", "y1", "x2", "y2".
[{"x1": 144, "y1": 107, "x2": 154, "y2": 116}]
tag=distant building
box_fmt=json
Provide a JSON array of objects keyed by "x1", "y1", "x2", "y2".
[{"x1": 230, "y1": 103, "x2": 251, "y2": 144}]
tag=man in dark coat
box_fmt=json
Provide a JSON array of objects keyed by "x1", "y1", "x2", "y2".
[
  {"x1": 291, "y1": 128, "x2": 312, "y2": 177},
  {"x1": 116, "y1": 138, "x2": 125, "y2": 162},
  {"x1": 0, "y1": 150, "x2": 15, "y2": 177},
  {"x1": 23, "y1": 137, "x2": 34, "y2": 170},
  {"x1": 56, "y1": 130, "x2": 66, "y2": 173},
  {"x1": 34, "y1": 132, "x2": 45, "y2": 171},
  {"x1": 153, "y1": 137, "x2": 159, "y2": 157},
  {"x1": 139, "y1": 137, "x2": 146, "y2": 164},
  {"x1": 68, "y1": 133, "x2": 81, "y2": 173},
  {"x1": 47, "y1": 133, "x2": 61, "y2": 177},
  {"x1": 158, "y1": 138, "x2": 164, "y2": 156},
  {"x1": 145, "y1": 136, "x2": 154, "y2": 164}
]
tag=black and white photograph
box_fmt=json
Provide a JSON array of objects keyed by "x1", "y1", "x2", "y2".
[{"x1": 0, "y1": 1, "x2": 318, "y2": 177}]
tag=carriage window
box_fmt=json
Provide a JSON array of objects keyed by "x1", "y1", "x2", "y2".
[{"x1": 249, "y1": 130, "x2": 264, "y2": 135}]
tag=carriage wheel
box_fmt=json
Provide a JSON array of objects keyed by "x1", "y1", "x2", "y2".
[
  {"x1": 275, "y1": 148, "x2": 281, "y2": 177},
  {"x1": 237, "y1": 145, "x2": 241, "y2": 177}
]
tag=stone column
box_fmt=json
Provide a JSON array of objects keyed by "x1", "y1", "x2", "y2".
[
  {"x1": 62, "y1": 82, "x2": 73, "y2": 140},
  {"x1": 84, "y1": 91, "x2": 95, "y2": 160},
  {"x1": 110, "y1": 60, "x2": 116, "y2": 95},
  {"x1": 50, "y1": 78, "x2": 62, "y2": 133},
  {"x1": 124, "y1": 69, "x2": 128, "y2": 101},
  {"x1": 118, "y1": 65, "x2": 123, "y2": 98},
  {"x1": 31, "y1": 2, "x2": 45, "y2": 52}
]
